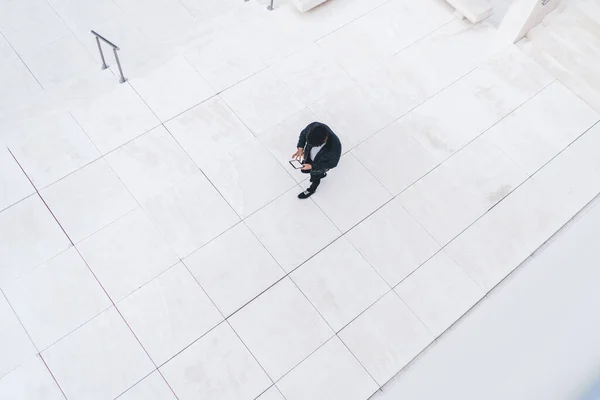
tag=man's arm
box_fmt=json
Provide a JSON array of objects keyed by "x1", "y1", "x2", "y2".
[{"x1": 297, "y1": 122, "x2": 317, "y2": 149}]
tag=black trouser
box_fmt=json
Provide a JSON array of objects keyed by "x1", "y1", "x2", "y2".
[{"x1": 302, "y1": 169, "x2": 327, "y2": 192}]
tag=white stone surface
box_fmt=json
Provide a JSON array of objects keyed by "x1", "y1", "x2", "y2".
[
  {"x1": 42, "y1": 308, "x2": 154, "y2": 400},
  {"x1": 0, "y1": 147, "x2": 34, "y2": 212},
  {"x1": 395, "y1": 251, "x2": 484, "y2": 336},
  {"x1": 165, "y1": 96, "x2": 254, "y2": 170},
  {"x1": 200, "y1": 138, "x2": 296, "y2": 218},
  {"x1": 338, "y1": 292, "x2": 434, "y2": 386},
  {"x1": 2, "y1": 0, "x2": 600, "y2": 398},
  {"x1": 70, "y1": 83, "x2": 160, "y2": 154},
  {"x1": 106, "y1": 126, "x2": 199, "y2": 202},
  {"x1": 0, "y1": 195, "x2": 70, "y2": 288},
  {"x1": 160, "y1": 323, "x2": 271, "y2": 400},
  {"x1": 311, "y1": 154, "x2": 392, "y2": 232},
  {"x1": 257, "y1": 386, "x2": 286, "y2": 400},
  {"x1": 245, "y1": 188, "x2": 340, "y2": 272},
  {"x1": 346, "y1": 199, "x2": 441, "y2": 287},
  {"x1": 3, "y1": 248, "x2": 110, "y2": 350},
  {"x1": 309, "y1": 85, "x2": 393, "y2": 150},
  {"x1": 118, "y1": 263, "x2": 223, "y2": 366},
  {"x1": 258, "y1": 108, "x2": 317, "y2": 183},
  {"x1": 229, "y1": 278, "x2": 333, "y2": 381},
  {"x1": 130, "y1": 56, "x2": 215, "y2": 122},
  {"x1": 7, "y1": 113, "x2": 99, "y2": 188},
  {"x1": 0, "y1": 293, "x2": 37, "y2": 377},
  {"x1": 77, "y1": 209, "x2": 179, "y2": 301},
  {"x1": 142, "y1": 172, "x2": 240, "y2": 258},
  {"x1": 220, "y1": 69, "x2": 305, "y2": 134},
  {"x1": 291, "y1": 238, "x2": 388, "y2": 331},
  {"x1": 41, "y1": 159, "x2": 138, "y2": 243},
  {"x1": 277, "y1": 337, "x2": 378, "y2": 400},
  {"x1": 0, "y1": 356, "x2": 64, "y2": 400},
  {"x1": 118, "y1": 371, "x2": 176, "y2": 400}
]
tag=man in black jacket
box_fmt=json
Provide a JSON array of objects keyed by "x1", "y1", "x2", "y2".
[{"x1": 292, "y1": 122, "x2": 342, "y2": 199}]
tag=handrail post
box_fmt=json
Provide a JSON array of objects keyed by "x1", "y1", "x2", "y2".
[
  {"x1": 113, "y1": 48, "x2": 127, "y2": 83},
  {"x1": 95, "y1": 36, "x2": 108, "y2": 70},
  {"x1": 91, "y1": 30, "x2": 127, "y2": 84}
]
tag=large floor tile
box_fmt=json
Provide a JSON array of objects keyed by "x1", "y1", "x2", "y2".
[
  {"x1": 315, "y1": 18, "x2": 397, "y2": 79},
  {"x1": 245, "y1": 188, "x2": 340, "y2": 273},
  {"x1": 165, "y1": 96, "x2": 254, "y2": 170},
  {"x1": 291, "y1": 238, "x2": 388, "y2": 331},
  {"x1": 3, "y1": 248, "x2": 110, "y2": 351},
  {"x1": 311, "y1": 154, "x2": 391, "y2": 233},
  {"x1": 398, "y1": 164, "x2": 489, "y2": 245},
  {"x1": 357, "y1": 19, "x2": 499, "y2": 119},
  {"x1": 0, "y1": 356, "x2": 64, "y2": 400},
  {"x1": 406, "y1": 46, "x2": 554, "y2": 163},
  {"x1": 346, "y1": 199, "x2": 441, "y2": 287},
  {"x1": 7, "y1": 113, "x2": 99, "y2": 188},
  {"x1": 0, "y1": 147, "x2": 34, "y2": 212},
  {"x1": 42, "y1": 308, "x2": 154, "y2": 400},
  {"x1": 443, "y1": 136, "x2": 528, "y2": 207},
  {"x1": 184, "y1": 30, "x2": 266, "y2": 92},
  {"x1": 142, "y1": 172, "x2": 239, "y2": 258},
  {"x1": 106, "y1": 126, "x2": 199, "y2": 202},
  {"x1": 485, "y1": 81, "x2": 599, "y2": 175},
  {"x1": 229, "y1": 278, "x2": 333, "y2": 381},
  {"x1": 353, "y1": 121, "x2": 439, "y2": 195},
  {"x1": 257, "y1": 386, "x2": 285, "y2": 400},
  {"x1": 258, "y1": 108, "x2": 317, "y2": 183},
  {"x1": 130, "y1": 56, "x2": 216, "y2": 121},
  {"x1": 339, "y1": 292, "x2": 433, "y2": 386},
  {"x1": 77, "y1": 209, "x2": 179, "y2": 301},
  {"x1": 396, "y1": 251, "x2": 484, "y2": 336},
  {"x1": 220, "y1": 69, "x2": 305, "y2": 134},
  {"x1": 444, "y1": 207, "x2": 530, "y2": 292},
  {"x1": 240, "y1": 6, "x2": 314, "y2": 66},
  {"x1": 118, "y1": 371, "x2": 176, "y2": 400},
  {"x1": 277, "y1": 337, "x2": 378, "y2": 400},
  {"x1": 201, "y1": 138, "x2": 296, "y2": 217},
  {"x1": 160, "y1": 323, "x2": 271, "y2": 400},
  {"x1": 70, "y1": 83, "x2": 160, "y2": 154},
  {"x1": 19, "y1": 35, "x2": 96, "y2": 89},
  {"x1": 0, "y1": 0, "x2": 70, "y2": 53},
  {"x1": 185, "y1": 223, "x2": 284, "y2": 317},
  {"x1": 0, "y1": 294, "x2": 37, "y2": 377},
  {"x1": 270, "y1": 44, "x2": 353, "y2": 106},
  {"x1": 0, "y1": 195, "x2": 70, "y2": 288},
  {"x1": 119, "y1": 263, "x2": 222, "y2": 365},
  {"x1": 41, "y1": 159, "x2": 137, "y2": 243},
  {"x1": 309, "y1": 84, "x2": 394, "y2": 150},
  {"x1": 0, "y1": 56, "x2": 43, "y2": 120}
]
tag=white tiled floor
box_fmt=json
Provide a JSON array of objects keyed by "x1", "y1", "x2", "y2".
[
  {"x1": 228, "y1": 278, "x2": 333, "y2": 381},
  {"x1": 160, "y1": 322, "x2": 271, "y2": 400},
  {"x1": 118, "y1": 263, "x2": 222, "y2": 365},
  {"x1": 42, "y1": 307, "x2": 154, "y2": 400},
  {"x1": 2, "y1": 0, "x2": 600, "y2": 398}
]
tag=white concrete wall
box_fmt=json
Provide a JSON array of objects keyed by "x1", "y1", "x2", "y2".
[{"x1": 499, "y1": 0, "x2": 561, "y2": 43}]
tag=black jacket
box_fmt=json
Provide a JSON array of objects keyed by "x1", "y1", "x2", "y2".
[{"x1": 297, "y1": 122, "x2": 342, "y2": 175}]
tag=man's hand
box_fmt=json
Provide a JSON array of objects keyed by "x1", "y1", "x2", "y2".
[
  {"x1": 301, "y1": 164, "x2": 312, "y2": 171},
  {"x1": 292, "y1": 147, "x2": 304, "y2": 161}
]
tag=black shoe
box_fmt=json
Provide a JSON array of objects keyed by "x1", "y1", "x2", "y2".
[{"x1": 298, "y1": 189, "x2": 314, "y2": 199}]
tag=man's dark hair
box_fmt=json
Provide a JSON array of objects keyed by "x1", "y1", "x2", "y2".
[{"x1": 307, "y1": 125, "x2": 329, "y2": 146}]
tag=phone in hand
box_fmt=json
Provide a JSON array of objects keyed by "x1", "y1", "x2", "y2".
[{"x1": 289, "y1": 159, "x2": 303, "y2": 169}]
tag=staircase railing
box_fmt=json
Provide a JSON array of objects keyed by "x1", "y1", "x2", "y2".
[{"x1": 91, "y1": 30, "x2": 127, "y2": 83}]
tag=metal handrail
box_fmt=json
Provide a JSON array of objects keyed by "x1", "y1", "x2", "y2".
[
  {"x1": 91, "y1": 30, "x2": 127, "y2": 83},
  {"x1": 244, "y1": 0, "x2": 274, "y2": 11}
]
